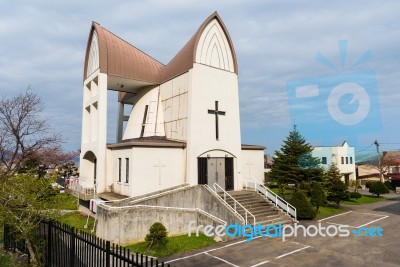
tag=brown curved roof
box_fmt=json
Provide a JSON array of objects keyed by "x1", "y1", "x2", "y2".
[
  {"x1": 83, "y1": 22, "x2": 165, "y2": 83},
  {"x1": 83, "y1": 12, "x2": 237, "y2": 84},
  {"x1": 160, "y1": 12, "x2": 238, "y2": 83}
]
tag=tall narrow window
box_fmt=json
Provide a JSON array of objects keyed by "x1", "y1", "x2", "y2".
[
  {"x1": 321, "y1": 157, "x2": 327, "y2": 164},
  {"x1": 350, "y1": 157, "x2": 353, "y2": 164},
  {"x1": 346, "y1": 157, "x2": 349, "y2": 164},
  {"x1": 140, "y1": 105, "x2": 149, "y2": 137},
  {"x1": 118, "y1": 158, "x2": 121, "y2": 182},
  {"x1": 341, "y1": 157, "x2": 344, "y2": 164},
  {"x1": 125, "y1": 158, "x2": 129, "y2": 183}
]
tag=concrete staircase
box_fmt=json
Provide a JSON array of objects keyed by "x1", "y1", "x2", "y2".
[{"x1": 221, "y1": 190, "x2": 294, "y2": 226}]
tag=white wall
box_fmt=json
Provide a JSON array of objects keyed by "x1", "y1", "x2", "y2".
[
  {"x1": 186, "y1": 63, "x2": 242, "y2": 189},
  {"x1": 159, "y1": 73, "x2": 189, "y2": 141},
  {"x1": 80, "y1": 71, "x2": 108, "y2": 193},
  {"x1": 123, "y1": 86, "x2": 164, "y2": 139},
  {"x1": 107, "y1": 147, "x2": 186, "y2": 197},
  {"x1": 241, "y1": 149, "x2": 265, "y2": 185}
]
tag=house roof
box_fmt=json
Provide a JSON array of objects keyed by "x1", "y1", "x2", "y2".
[
  {"x1": 83, "y1": 22, "x2": 165, "y2": 83},
  {"x1": 107, "y1": 136, "x2": 186, "y2": 149},
  {"x1": 241, "y1": 144, "x2": 266, "y2": 150}
]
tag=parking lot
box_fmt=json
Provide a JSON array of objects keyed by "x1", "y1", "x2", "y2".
[{"x1": 163, "y1": 197, "x2": 400, "y2": 267}]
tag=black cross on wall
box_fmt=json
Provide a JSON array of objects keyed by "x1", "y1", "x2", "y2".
[{"x1": 208, "y1": 101, "x2": 226, "y2": 140}]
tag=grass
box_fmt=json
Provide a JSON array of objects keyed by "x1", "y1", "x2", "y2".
[
  {"x1": 0, "y1": 248, "x2": 27, "y2": 267},
  {"x1": 58, "y1": 212, "x2": 95, "y2": 232},
  {"x1": 55, "y1": 193, "x2": 79, "y2": 210},
  {"x1": 343, "y1": 194, "x2": 388, "y2": 205},
  {"x1": 125, "y1": 234, "x2": 216, "y2": 258},
  {"x1": 316, "y1": 206, "x2": 346, "y2": 220}
]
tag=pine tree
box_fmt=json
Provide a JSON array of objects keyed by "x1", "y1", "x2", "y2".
[
  {"x1": 269, "y1": 127, "x2": 324, "y2": 189},
  {"x1": 310, "y1": 183, "x2": 327, "y2": 212},
  {"x1": 325, "y1": 163, "x2": 342, "y2": 186}
]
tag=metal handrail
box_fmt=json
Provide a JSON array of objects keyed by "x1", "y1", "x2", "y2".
[
  {"x1": 244, "y1": 178, "x2": 297, "y2": 221},
  {"x1": 203, "y1": 184, "x2": 246, "y2": 224},
  {"x1": 213, "y1": 183, "x2": 256, "y2": 225}
]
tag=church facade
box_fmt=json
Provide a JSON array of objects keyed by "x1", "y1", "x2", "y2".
[{"x1": 79, "y1": 12, "x2": 265, "y2": 198}]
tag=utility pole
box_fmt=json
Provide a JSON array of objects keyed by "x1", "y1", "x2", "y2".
[{"x1": 374, "y1": 140, "x2": 383, "y2": 182}]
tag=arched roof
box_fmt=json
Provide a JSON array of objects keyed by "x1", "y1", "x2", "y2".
[
  {"x1": 160, "y1": 12, "x2": 238, "y2": 83},
  {"x1": 83, "y1": 22, "x2": 165, "y2": 83},
  {"x1": 83, "y1": 12, "x2": 238, "y2": 84}
]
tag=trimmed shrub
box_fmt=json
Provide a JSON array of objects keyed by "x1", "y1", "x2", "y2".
[
  {"x1": 349, "y1": 191, "x2": 362, "y2": 201},
  {"x1": 310, "y1": 183, "x2": 326, "y2": 212},
  {"x1": 145, "y1": 222, "x2": 168, "y2": 249},
  {"x1": 365, "y1": 181, "x2": 375, "y2": 189},
  {"x1": 384, "y1": 181, "x2": 394, "y2": 191},
  {"x1": 290, "y1": 191, "x2": 316, "y2": 220},
  {"x1": 369, "y1": 182, "x2": 390, "y2": 197},
  {"x1": 327, "y1": 180, "x2": 349, "y2": 208}
]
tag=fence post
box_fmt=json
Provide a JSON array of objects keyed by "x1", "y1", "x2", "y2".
[
  {"x1": 106, "y1": 241, "x2": 111, "y2": 267},
  {"x1": 47, "y1": 221, "x2": 52, "y2": 267},
  {"x1": 70, "y1": 227, "x2": 75, "y2": 267}
]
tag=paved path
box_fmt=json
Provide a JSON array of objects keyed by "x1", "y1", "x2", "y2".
[{"x1": 163, "y1": 193, "x2": 400, "y2": 267}]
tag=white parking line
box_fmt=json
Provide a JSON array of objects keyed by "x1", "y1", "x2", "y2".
[
  {"x1": 357, "y1": 215, "x2": 389, "y2": 228},
  {"x1": 275, "y1": 246, "x2": 311, "y2": 259},
  {"x1": 318, "y1": 211, "x2": 353, "y2": 222},
  {"x1": 204, "y1": 252, "x2": 240, "y2": 267},
  {"x1": 249, "y1": 260, "x2": 270, "y2": 267},
  {"x1": 324, "y1": 222, "x2": 357, "y2": 228}
]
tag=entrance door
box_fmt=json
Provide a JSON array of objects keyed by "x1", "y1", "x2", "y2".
[
  {"x1": 344, "y1": 174, "x2": 350, "y2": 186},
  {"x1": 198, "y1": 157, "x2": 234, "y2": 191},
  {"x1": 208, "y1": 158, "x2": 225, "y2": 190}
]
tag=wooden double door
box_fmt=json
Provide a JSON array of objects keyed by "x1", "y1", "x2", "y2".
[{"x1": 198, "y1": 157, "x2": 234, "y2": 191}]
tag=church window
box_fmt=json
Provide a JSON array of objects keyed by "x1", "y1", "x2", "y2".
[
  {"x1": 125, "y1": 158, "x2": 129, "y2": 183},
  {"x1": 321, "y1": 157, "x2": 327, "y2": 164},
  {"x1": 118, "y1": 158, "x2": 121, "y2": 182},
  {"x1": 350, "y1": 157, "x2": 353, "y2": 164},
  {"x1": 341, "y1": 157, "x2": 344, "y2": 164},
  {"x1": 140, "y1": 105, "x2": 149, "y2": 137}
]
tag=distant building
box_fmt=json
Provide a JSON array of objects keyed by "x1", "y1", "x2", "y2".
[{"x1": 312, "y1": 141, "x2": 356, "y2": 185}]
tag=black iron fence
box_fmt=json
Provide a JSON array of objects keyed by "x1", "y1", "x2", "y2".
[{"x1": 3, "y1": 221, "x2": 170, "y2": 267}]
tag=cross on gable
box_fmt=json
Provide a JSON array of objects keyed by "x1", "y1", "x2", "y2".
[{"x1": 208, "y1": 101, "x2": 226, "y2": 140}]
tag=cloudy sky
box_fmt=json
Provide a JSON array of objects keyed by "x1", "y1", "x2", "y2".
[{"x1": 1, "y1": 0, "x2": 399, "y2": 158}]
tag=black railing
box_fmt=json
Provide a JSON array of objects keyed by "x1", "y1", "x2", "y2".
[{"x1": 3, "y1": 221, "x2": 170, "y2": 267}]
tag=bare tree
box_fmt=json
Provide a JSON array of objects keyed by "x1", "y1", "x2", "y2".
[{"x1": 0, "y1": 89, "x2": 75, "y2": 176}]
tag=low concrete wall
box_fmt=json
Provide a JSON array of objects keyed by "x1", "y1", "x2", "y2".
[{"x1": 96, "y1": 185, "x2": 241, "y2": 244}]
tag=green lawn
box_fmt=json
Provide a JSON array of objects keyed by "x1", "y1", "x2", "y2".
[
  {"x1": 343, "y1": 194, "x2": 388, "y2": 205},
  {"x1": 0, "y1": 249, "x2": 26, "y2": 267},
  {"x1": 55, "y1": 193, "x2": 79, "y2": 210},
  {"x1": 125, "y1": 234, "x2": 216, "y2": 258},
  {"x1": 58, "y1": 212, "x2": 95, "y2": 232},
  {"x1": 316, "y1": 206, "x2": 346, "y2": 220}
]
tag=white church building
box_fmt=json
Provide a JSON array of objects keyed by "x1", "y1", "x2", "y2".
[{"x1": 78, "y1": 12, "x2": 266, "y2": 200}]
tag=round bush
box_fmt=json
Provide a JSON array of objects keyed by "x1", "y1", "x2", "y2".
[
  {"x1": 349, "y1": 191, "x2": 362, "y2": 200},
  {"x1": 384, "y1": 181, "x2": 394, "y2": 190},
  {"x1": 290, "y1": 191, "x2": 316, "y2": 220},
  {"x1": 145, "y1": 222, "x2": 168, "y2": 248}
]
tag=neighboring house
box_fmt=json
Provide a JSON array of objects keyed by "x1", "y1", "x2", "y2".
[
  {"x1": 356, "y1": 151, "x2": 400, "y2": 187},
  {"x1": 77, "y1": 12, "x2": 265, "y2": 200},
  {"x1": 264, "y1": 154, "x2": 273, "y2": 173},
  {"x1": 312, "y1": 141, "x2": 356, "y2": 185}
]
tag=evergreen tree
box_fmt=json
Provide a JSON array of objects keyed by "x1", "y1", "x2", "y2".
[
  {"x1": 289, "y1": 190, "x2": 316, "y2": 219},
  {"x1": 269, "y1": 127, "x2": 324, "y2": 189},
  {"x1": 369, "y1": 182, "x2": 390, "y2": 197},
  {"x1": 324, "y1": 163, "x2": 342, "y2": 186},
  {"x1": 327, "y1": 180, "x2": 349, "y2": 208},
  {"x1": 310, "y1": 183, "x2": 327, "y2": 212}
]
